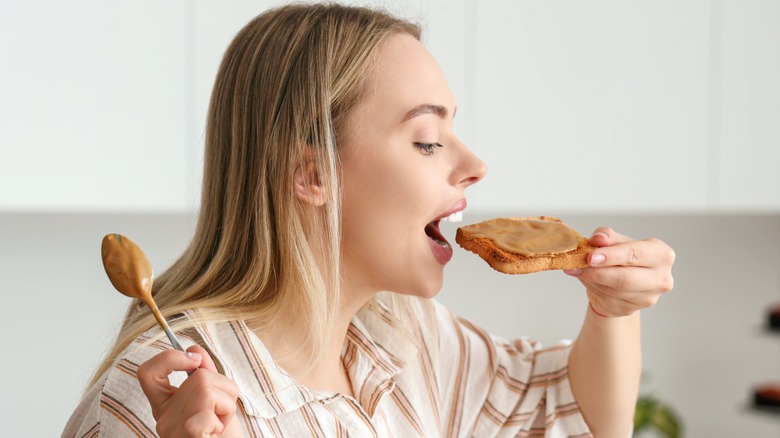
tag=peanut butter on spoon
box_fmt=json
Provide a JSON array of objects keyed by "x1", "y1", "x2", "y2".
[{"x1": 101, "y1": 234, "x2": 185, "y2": 351}]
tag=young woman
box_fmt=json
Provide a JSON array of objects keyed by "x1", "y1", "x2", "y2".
[{"x1": 64, "y1": 3, "x2": 674, "y2": 437}]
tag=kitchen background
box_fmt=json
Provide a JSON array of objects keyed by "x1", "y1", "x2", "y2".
[{"x1": 1, "y1": 0, "x2": 779, "y2": 436}]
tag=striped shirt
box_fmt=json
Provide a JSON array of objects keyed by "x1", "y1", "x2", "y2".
[{"x1": 63, "y1": 297, "x2": 592, "y2": 437}]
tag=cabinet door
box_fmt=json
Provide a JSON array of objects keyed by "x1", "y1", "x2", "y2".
[
  {"x1": 470, "y1": 1, "x2": 710, "y2": 213},
  {"x1": 716, "y1": 0, "x2": 780, "y2": 211},
  {"x1": 0, "y1": 1, "x2": 188, "y2": 211}
]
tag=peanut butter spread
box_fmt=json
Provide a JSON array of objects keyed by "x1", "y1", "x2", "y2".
[
  {"x1": 101, "y1": 234, "x2": 154, "y2": 299},
  {"x1": 462, "y1": 218, "x2": 579, "y2": 256}
]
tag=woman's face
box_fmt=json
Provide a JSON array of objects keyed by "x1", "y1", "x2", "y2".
[{"x1": 339, "y1": 33, "x2": 487, "y2": 299}]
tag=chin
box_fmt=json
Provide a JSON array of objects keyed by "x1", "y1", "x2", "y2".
[
  {"x1": 393, "y1": 276, "x2": 443, "y2": 300},
  {"x1": 415, "y1": 288, "x2": 442, "y2": 300},
  {"x1": 391, "y1": 288, "x2": 440, "y2": 300}
]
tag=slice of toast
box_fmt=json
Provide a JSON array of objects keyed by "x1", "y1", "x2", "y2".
[{"x1": 455, "y1": 216, "x2": 593, "y2": 274}]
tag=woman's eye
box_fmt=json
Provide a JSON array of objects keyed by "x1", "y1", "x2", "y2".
[{"x1": 413, "y1": 142, "x2": 444, "y2": 156}]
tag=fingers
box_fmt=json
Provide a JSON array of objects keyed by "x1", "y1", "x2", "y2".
[
  {"x1": 185, "y1": 369, "x2": 241, "y2": 406},
  {"x1": 156, "y1": 371, "x2": 240, "y2": 437},
  {"x1": 138, "y1": 346, "x2": 242, "y2": 438},
  {"x1": 137, "y1": 349, "x2": 203, "y2": 409},
  {"x1": 183, "y1": 411, "x2": 225, "y2": 436},
  {"x1": 587, "y1": 237, "x2": 675, "y2": 269},
  {"x1": 588, "y1": 227, "x2": 631, "y2": 247},
  {"x1": 576, "y1": 266, "x2": 675, "y2": 295},
  {"x1": 181, "y1": 378, "x2": 239, "y2": 422},
  {"x1": 567, "y1": 227, "x2": 676, "y2": 317},
  {"x1": 158, "y1": 391, "x2": 235, "y2": 437},
  {"x1": 187, "y1": 344, "x2": 218, "y2": 373}
]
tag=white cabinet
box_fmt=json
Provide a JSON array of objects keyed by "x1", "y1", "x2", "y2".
[
  {"x1": 468, "y1": 1, "x2": 711, "y2": 213},
  {"x1": 716, "y1": 0, "x2": 780, "y2": 211},
  {"x1": 0, "y1": 1, "x2": 190, "y2": 211},
  {"x1": 3, "y1": 1, "x2": 779, "y2": 213}
]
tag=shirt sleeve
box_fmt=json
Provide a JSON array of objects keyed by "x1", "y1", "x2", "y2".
[
  {"x1": 62, "y1": 335, "x2": 194, "y2": 438},
  {"x1": 62, "y1": 362, "x2": 159, "y2": 437},
  {"x1": 429, "y1": 299, "x2": 593, "y2": 438}
]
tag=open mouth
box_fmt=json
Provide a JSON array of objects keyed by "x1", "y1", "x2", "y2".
[
  {"x1": 425, "y1": 220, "x2": 450, "y2": 249},
  {"x1": 425, "y1": 219, "x2": 453, "y2": 264}
]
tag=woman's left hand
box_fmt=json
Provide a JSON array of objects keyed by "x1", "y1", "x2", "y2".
[{"x1": 564, "y1": 227, "x2": 675, "y2": 317}]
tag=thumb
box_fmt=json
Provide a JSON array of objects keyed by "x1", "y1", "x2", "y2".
[{"x1": 186, "y1": 344, "x2": 218, "y2": 373}]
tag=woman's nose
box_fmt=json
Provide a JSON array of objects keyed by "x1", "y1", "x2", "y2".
[{"x1": 453, "y1": 141, "x2": 488, "y2": 187}]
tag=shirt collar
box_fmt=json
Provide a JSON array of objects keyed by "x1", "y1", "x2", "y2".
[
  {"x1": 183, "y1": 300, "x2": 419, "y2": 420},
  {"x1": 184, "y1": 309, "x2": 312, "y2": 418}
]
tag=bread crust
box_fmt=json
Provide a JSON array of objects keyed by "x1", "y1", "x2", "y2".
[{"x1": 455, "y1": 216, "x2": 594, "y2": 275}]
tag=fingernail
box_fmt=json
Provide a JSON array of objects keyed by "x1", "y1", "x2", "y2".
[
  {"x1": 186, "y1": 352, "x2": 202, "y2": 361},
  {"x1": 592, "y1": 232, "x2": 609, "y2": 240},
  {"x1": 564, "y1": 268, "x2": 583, "y2": 276},
  {"x1": 590, "y1": 253, "x2": 606, "y2": 265}
]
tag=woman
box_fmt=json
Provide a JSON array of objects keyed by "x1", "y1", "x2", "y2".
[{"x1": 64, "y1": 3, "x2": 674, "y2": 437}]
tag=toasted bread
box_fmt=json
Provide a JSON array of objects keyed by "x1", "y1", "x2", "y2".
[{"x1": 455, "y1": 216, "x2": 593, "y2": 274}]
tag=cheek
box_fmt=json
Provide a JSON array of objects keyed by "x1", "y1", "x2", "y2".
[
  {"x1": 340, "y1": 146, "x2": 443, "y2": 249},
  {"x1": 347, "y1": 158, "x2": 428, "y2": 216}
]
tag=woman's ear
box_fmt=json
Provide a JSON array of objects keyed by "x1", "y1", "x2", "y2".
[{"x1": 294, "y1": 159, "x2": 326, "y2": 206}]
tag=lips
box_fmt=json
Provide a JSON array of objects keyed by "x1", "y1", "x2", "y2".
[{"x1": 425, "y1": 199, "x2": 466, "y2": 265}]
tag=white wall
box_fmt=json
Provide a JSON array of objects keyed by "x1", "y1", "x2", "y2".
[
  {"x1": 1, "y1": 212, "x2": 778, "y2": 436},
  {"x1": 0, "y1": 214, "x2": 195, "y2": 436},
  {"x1": 0, "y1": 1, "x2": 192, "y2": 211},
  {"x1": 3, "y1": 0, "x2": 780, "y2": 436}
]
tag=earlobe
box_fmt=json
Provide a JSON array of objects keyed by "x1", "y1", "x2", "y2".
[{"x1": 294, "y1": 160, "x2": 326, "y2": 206}]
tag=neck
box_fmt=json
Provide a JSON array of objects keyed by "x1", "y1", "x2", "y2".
[{"x1": 255, "y1": 284, "x2": 374, "y2": 396}]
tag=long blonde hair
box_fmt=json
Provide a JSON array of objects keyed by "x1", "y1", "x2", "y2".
[{"x1": 91, "y1": 3, "x2": 421, "y2": 385}]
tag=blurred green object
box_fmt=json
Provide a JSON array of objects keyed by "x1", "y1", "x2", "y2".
[{"x1": 634, "y1": 395, "x2": 682, "y2": 437}]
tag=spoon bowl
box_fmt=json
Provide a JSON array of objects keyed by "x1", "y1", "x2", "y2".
[
  {"x1": 101, "y1": 234, "x2": 184, "y2": 351},
  {"x1": 101, "y1": 234, "x2": 154, "y2": 301}
]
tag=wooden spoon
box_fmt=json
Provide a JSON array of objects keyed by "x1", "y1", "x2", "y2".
[{"x1": 101, "y1": 233, "x2": 185, "y2": 351}]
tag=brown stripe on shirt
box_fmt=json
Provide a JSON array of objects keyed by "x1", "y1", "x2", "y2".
[
  {"x1": 63, "y1": 298, "x2": 591, "y2": 437},
  {"x1": 445, "y1": 311, "x2": 471, "y2": 438},
  {"x1": 389, "y1": 386, "x2": 425, "y2": 436},
  {"x1": 229, "y1": 321, "x2": 286, "y2": 415},
  {"x1": 99, "y1": 392, "x2": 155, "y2": 437}
]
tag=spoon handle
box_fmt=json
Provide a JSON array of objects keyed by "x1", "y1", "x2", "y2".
[
  {"x1": 149, "y1": 305, "x2": 194, "y2": 375},
  {"x1": 163, "y1": 326, "x2": 185, "y2": 351},
  {"x1": 145, "y1": 300, "x2": 186, "y2": 352}
]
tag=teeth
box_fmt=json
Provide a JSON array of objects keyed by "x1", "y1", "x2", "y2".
[
  {"x1": 433, "y1": 238, "x2": 450, "y2": 249},
  {"x1": 442, "y1": 211, "x2": 462, "y2": 223}
]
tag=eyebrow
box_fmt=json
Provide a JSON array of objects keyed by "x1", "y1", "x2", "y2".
[{"x1": 402, "y1": 104, "x2": 454, "y2": 122}]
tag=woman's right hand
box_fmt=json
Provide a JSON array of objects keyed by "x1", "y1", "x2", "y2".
[{"x1": 137, "y1": 345, "x2": 243, "y2": 437}]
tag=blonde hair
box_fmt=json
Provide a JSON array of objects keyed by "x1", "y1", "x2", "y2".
[{"x1": 91, "y1": 3, "x2": 421, "y2": 385}]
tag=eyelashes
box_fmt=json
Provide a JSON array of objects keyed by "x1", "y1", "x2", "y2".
[{"x1": 414, "y1": 142, "x2": 444, "y2": 156}]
